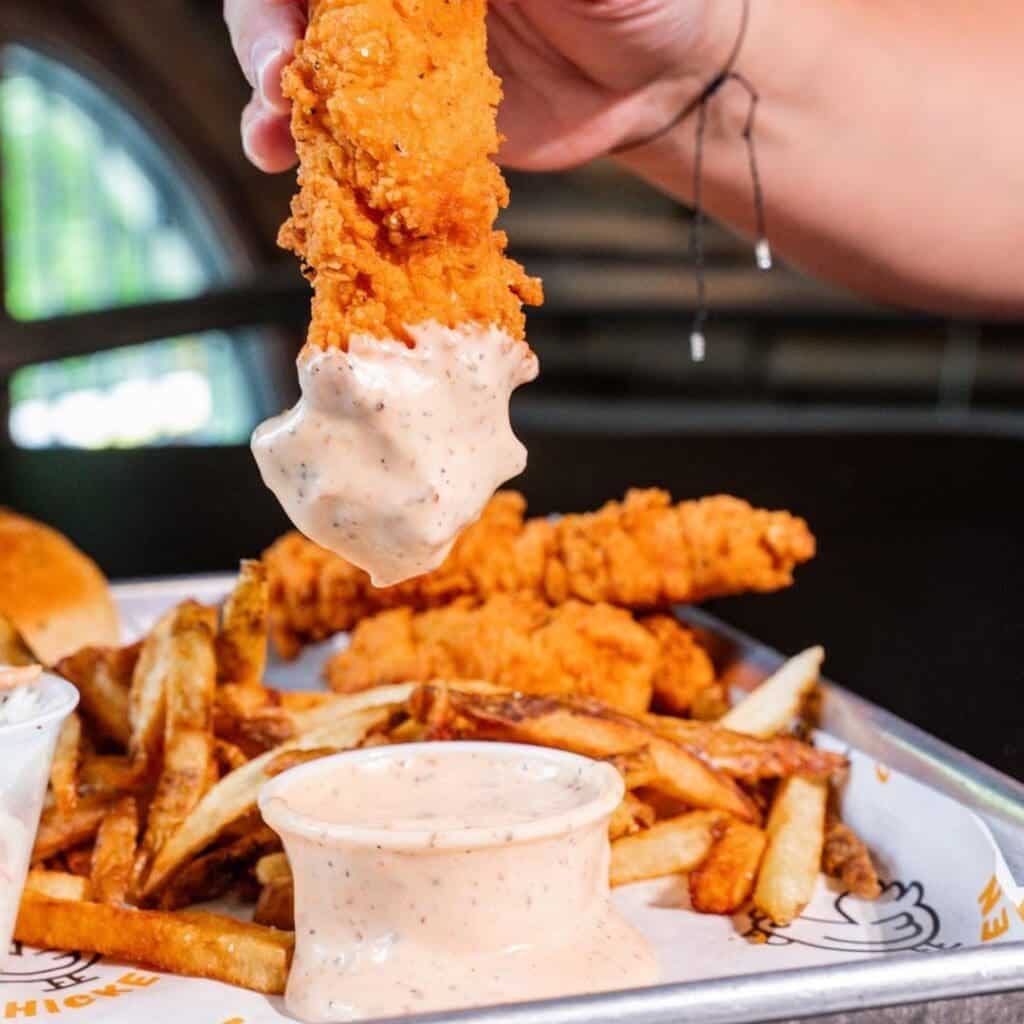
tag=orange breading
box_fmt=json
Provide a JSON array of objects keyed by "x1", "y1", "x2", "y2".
[
  {"x1": 639, "y1": 614, "x2": 717, "y2": 715},
  {"x1": 325, "y1": 595, "x2": 660, "y2": 714},
  {"x1": 280, "y1": 0, "x2": 542, "y2": 347},
  {"x1": 264, "y1": 490, "x2": 816, "y2": 656}
]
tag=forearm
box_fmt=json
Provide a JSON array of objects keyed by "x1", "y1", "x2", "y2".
[{"x1": 618, "y1": 0, "x2": 1024, "y2": 316}]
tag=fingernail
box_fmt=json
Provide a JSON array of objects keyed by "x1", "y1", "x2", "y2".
[{"x1": 251, "y1": 39, "x2": 289, "y2": 113}]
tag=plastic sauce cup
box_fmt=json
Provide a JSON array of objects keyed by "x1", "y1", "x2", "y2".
[{"x1": 0, "y1": 674, "x2": 79, "y2": 960}]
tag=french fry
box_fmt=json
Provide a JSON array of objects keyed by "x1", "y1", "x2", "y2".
[
  {"x1": 643, "y1": 712, "x2": 847, "y2": 784},
  {"x1": 90, "y1": 795, "x2": 138, "y2": 905},
  {"x1": 217, "y1": 560, "x2": 270, "y2": 688},
  {"x1": 215, "y1": 683, "x2": 295, "y2": 756},
  {"x1": 33, "y1": 794, "x2": 112, "y2": 863},
  {"x1": 255, "y1": 878, "x2": 294, "y2": 930},
  {"x1": 387, "y1": 717, "x2": 427, "y2": 743},
  {"x1": 138, "y1": 728, "x2": 212, "y2": 873},
  {"x1": 15, "y1": 895, "x2": 293, "y2": 994},
  {"x1": 754, "y1": 776, "x2": 828, "y2": 925},
  {"x1": 720, "y1": 647, "x2": 824, "y2": 738},
  {"x1": 214, "y1": 737, "x2": 250, "y2": 774},
  {"x1": 605, "y1": 748, "x2": 659, "y2": 789},
  {"x1": 134, "y1": 602, "x2": 218, "y2": 889},
  {"x1": 78, "y1": 754, "x2": 143, "y2": 797},
  {"x1": 610, "y1": 812, "x2": 725, "y2": 886},
  {"x1": 56, "y1": 642, "x2": 139, "y2": 746},
  {"x1": 65, "y1": 846, "x2": 95, "y2": 877},
  {"x1": 286, "y1": 682, "x2": 419, "y2": 734},
  {"x1": 158, "y1": 826, "x2": 280, "y2": 911},
  {"x1": 256, "y1": 851, "x2": 291, "y2": 886},
  {"x1": 822, "y1": 811, "x2": 881, "y2": 899},
  {"x1": 415, "y1": 687, "x2": 760, "y2": 822},
  {"x1": 633, "y1": 787, "x2": 692, "y2": 821},
  {"x1": 608, "y1": 792, "x2": 656, "y2": 840},
  {"x1": 49, "y1": 711, "x2": 81, "y2": 813},
  {"x1": 143, "y1": 704, "x2": 394, "y2": 898},
  {"x1": 264, "y1": 746, "x2": 341, "y2": 778},
  {"x1": 214, "y1": 681, "x2": 413, "y2": 755},
  {"x1": 690, "y1": 821, "x2": 766, "y2": 914},
  {"x1": 129, "y1": 608, "x2": 177, "y2": 768},
  {"x1": 24, "y1": 869, "x2": 91, "y2": 901}
]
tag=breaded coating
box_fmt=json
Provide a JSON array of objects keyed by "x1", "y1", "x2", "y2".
[
  {"x1": 265, "y1": 490, "x2": 816, "y2": 656},
  {"x1": 639, "y1": 614, "x2": 717, "y2": 715},
  {"x1": 280, "y1": 0, "x2": 542, "y2": 348},
  {"x1": 325, "y1": 596, "x2": 659, "y2": 715}
]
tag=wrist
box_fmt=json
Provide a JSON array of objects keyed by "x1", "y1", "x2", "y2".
[
  {"x1": 610, "y1": 0, "x2": 748, "y2": 176},
  {"x1": 613, "y1": 0, "x2": 814, "y2": 208}
]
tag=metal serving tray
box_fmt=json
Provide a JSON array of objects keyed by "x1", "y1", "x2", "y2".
[{"x1": 113, "y1": 577, "x2": 1024, "y2": 1024}]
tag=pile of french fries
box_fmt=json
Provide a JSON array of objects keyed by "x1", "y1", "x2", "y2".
[{"x1": 13, "y1": 562, "x2": 880, "y2": 995}]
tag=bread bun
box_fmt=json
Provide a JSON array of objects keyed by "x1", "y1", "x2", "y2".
[{"x1": 0, "y1": 510, "x2": 119, "y2": 665}]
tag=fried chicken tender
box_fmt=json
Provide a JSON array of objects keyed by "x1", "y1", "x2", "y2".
[
  {"x1": 640, "y1": 614, "x2": 717, "y2": 715},
  {"x1": 280, "y1": 0, "x2": 542, "y2": 348},
  {"x1": 265, "y1": 490, "x2": 816, "y2": 656},
  {"x1": 325, "y1": 596, "x2": 659, "y2": 715},
  {"x1": 326, "y1": 596, "x2": 718, "y2": 715}
]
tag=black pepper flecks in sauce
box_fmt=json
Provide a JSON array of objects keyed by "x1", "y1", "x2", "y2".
[
  {"x1": 251, "y1": 323, "x2": 537, "y2": 588},
  {"x1": 262, "y1": 745, "x2": 658, "y2": 1021}
]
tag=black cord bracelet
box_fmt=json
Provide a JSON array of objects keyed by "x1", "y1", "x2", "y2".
[{"x1": 612, "y1": 0, "x2": 770, "y2": 362}]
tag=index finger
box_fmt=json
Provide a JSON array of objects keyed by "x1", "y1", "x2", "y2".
[{"x1": 224, "y1": 0, "x2": 306, "y2": 113}]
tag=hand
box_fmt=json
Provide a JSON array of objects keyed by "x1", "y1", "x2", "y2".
[
  {"x1": 488, "y1": 0, "x2": 717, "y2": 170},
  {"x1": 225, "y1": 0, "x2": 722, "y2": 174},
  {"x1": 224, "y1": 0, "x2": 306, "y2": 172}
]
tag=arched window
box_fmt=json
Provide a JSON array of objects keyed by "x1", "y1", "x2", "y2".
[{"x1": 1, "y1": 44, "x2": 268, "y2": 448}]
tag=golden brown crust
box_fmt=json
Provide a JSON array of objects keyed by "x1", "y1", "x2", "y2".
[
  {"x1": 265, "y1": 490, "x2": 816, "y2": 654},
  {"x1": 325, "y1": 595, "x2": 660, "y2": 714},
  {"x1": 639, "y1": 614, "x2": 717, "y2": 715},
  {"x1": 281, "y1": 0, "x2": 541, "y2": 347},
  {"x1": 0, "y1": 509, "x2": 119, "y2": 665}
]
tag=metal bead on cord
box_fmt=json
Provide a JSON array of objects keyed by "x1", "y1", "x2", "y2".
[{"x1": 611, "y1": 0, "x2": 769, "y2": 362}]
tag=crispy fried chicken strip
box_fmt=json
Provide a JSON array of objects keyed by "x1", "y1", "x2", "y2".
[
  {"x1": 280, "y1": 0, "x2": 540, "y2": 347},
  {"x1": 325, "y1": 597, "x2": 720, "y2": 716},
  {"x1": 265, "y1": 489, "x2": 816, "y2": 656},
  {"x1": 326, "y1": 596, "x2": 660, "y2": 715},
  {"x1": 640, "y1": 614, "x2": 716, "y2": 714},
  {"x1": 252, "y1": 0, "x2": 542, "y2": 586}
]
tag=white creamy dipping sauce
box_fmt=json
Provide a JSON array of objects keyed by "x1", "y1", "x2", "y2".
[
  {"x1": 259, "y1": 742, "x2": 658, "y2": 1023},
  {"x1": 0, "y1": 673, "x2": 77, "y2": 955},
  {"x1": 251, "y1": 323, "x2": 538, "y2": 587},
  {"x1": 0, "y1": 683, "x2": 41, "y2": 726}
]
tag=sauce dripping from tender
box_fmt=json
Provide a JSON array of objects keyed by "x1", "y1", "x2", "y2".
[
  {"x1": 251, "y1": 323, "x2": 537, "y2": 587},
  {"x1": 260, "y1": 743, "x2": 658, "y2": 1022}
]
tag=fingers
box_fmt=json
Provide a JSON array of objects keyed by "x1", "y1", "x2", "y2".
[
  {"x1": 242, "y1": 95, "x2": 299, "y2": 173},
  {"x1": 225, "y1": 0, "x2": 305, "y2": 106},
  {"x1": 225, "y1": 0, "x2": 306, "y2": 171}
]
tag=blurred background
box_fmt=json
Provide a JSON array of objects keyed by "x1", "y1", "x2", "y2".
[{"x1": 0, "y1": 1, "x2": 1020, "y2": 774}]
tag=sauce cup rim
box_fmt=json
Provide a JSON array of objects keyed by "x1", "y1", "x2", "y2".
[
  {"x1": 0, "y1": 674, "x2": 79, "y2": 741},
  {"x1": 258, "y1": 740, "x2": 624, "y2": 850}
]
